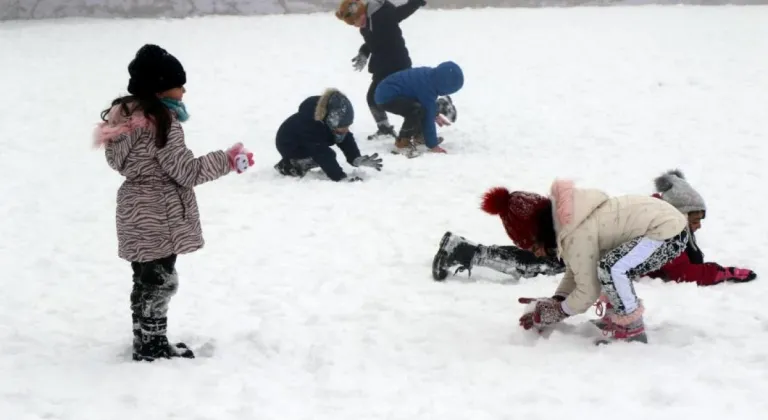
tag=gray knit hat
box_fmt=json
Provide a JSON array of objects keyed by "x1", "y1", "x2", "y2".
[{"x1": 654, "y1": 169, "x2": 706, "y2": 216}]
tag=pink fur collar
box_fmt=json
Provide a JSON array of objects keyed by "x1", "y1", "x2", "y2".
[
  {"x1": 92, "y1": 105, "x2": 151, "y2": 148},
  {"x1": 550, "y1": 179, "x2": 575, "y2": 227}
]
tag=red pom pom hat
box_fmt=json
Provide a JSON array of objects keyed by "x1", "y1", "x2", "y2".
[{"x1": 480, "y1": 187, "x2": 551, "y2": 249}]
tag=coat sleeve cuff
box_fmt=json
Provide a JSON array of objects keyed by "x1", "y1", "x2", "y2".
[{"x1": 560, "y1": 300, "x2": 575, "y2": 316}]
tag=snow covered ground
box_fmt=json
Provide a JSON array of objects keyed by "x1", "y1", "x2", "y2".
[{"x1": 1, "y1": 5, "x2": 768, "y2": 419}]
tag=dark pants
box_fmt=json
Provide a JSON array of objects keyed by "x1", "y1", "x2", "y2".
[
  {"x1": 380, "y1": 97, "x2": 424, "y2": 139},
  {"x1": 130, "y1": 254, "x2": 178, "y2": 322},
  {"x1": 476, "y1": 245, "x2": 565, "y2": 278},
  {"x1": 367, "y1": 70, "x2": 404, "y2": 126}
]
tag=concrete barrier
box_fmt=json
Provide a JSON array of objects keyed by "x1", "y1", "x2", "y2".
[{"x1": 1, "y1": 0, "x2": 766, "y2": 21}]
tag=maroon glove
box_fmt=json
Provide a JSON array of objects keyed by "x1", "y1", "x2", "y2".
[
  {"x1": 715, "y1": 267, "x2": 757, "y2": 283},
  {"x1": 518, "y1": 297, "x2": 569, "y2": 330}
]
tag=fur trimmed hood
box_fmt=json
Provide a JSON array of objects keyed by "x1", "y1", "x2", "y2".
[
  {"x1": 313, "y1": 88, "x2": 354, "y2": 129},
  {"x1": 92, "y1": 103, "x2": 150, "y2": 148},
  {"x1": 549, "y1": 179, "x2": 609, "y2": 240}
]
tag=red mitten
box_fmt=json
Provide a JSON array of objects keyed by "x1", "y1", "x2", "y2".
[
  {"x1": 226, "y1": 142, "x2": 254, "y2": 174},
  {"x1": 518, "y1": 298, "x2": 569, "y2": 330},
  {"x1": 716, "y1": 267, "x2": 757, "y2": 283}
]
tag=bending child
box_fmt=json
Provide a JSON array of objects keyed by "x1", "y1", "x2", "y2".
[
  {"x1": 274, "y1": 88, "x2": 382, "y2": 182},
  {"x1": 374, "y1": 61, "x2": 464, "y2": 157},
  {"x1": 480, "y1": 181, "x2": 688, "y2": 344}
]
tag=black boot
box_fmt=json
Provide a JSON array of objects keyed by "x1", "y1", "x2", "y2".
[
  {"x1": 274, "y1": 159, "x2": 302, "y2": 177},
  {"x1": 432, "y1": 232, "x2": 481, "y2": 281},
  {"x1": 134, "y1": 317, "x2": 194, "y2": 362},
  {"x1": 132, "y1": 313, "x2": 141, "y2": 356},
  {"x1": 367, "y1": 123, "x2": 397, "y2": 140}
]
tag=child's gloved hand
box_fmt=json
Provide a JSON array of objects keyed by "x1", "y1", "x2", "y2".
[
  {"x1": 351, "y1": 52, "x2": 368, "y2": 72},
  {"x1": 436, "y1": 114, "x2": 452, "y2": 127},
  {"x1": 716, "y1": 267, "x2": 757, "y2": 283},
  {"x1": 428, "y1": 146, "x2": 447, "y2": 154},
  {"x1": 518, "y1": 297, "x2": 569, "y2": 331},
  {"x1": 353, "y1": 153, "x2": 383, "y2": 171},
  {"x1": 226, "y1": 142, "x2": 254, "y2": 174}
]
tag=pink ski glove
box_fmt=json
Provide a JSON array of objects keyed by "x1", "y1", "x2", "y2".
[
  {"x1": 714, "y1": 266, "x2": 757, "y2": 283},
  {"x1": 226, "y1": 142, "x2": 254, "y2": 174}
]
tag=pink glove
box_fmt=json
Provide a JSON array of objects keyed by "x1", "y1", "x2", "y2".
[
  {"x1": 714, "y1": 266, "x2": 757, "y2": 283},
  {"x1": 226, "y1": 142, "x2": 254, "y2": 174}
]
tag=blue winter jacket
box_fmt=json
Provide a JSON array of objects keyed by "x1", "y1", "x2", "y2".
[
  {"x1": 275, "y1": 96, "x2": 361, "y2": 182},
  {"x1": 374, "y1": 61, "x2": 464, "y2": 149}
]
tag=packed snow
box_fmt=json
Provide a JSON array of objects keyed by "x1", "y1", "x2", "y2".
[{"x1": 1, "y1": 5, "x2": 767, "y2": 420}]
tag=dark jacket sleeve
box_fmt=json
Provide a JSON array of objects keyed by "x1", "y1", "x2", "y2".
[
  {"x1": 368, "y1": 6, "x2": 401, "y2": 51},
  {"x1": 657, "y1": 252, "x2": 726, "y2": 286},
  {"x1": 395, "y1": 0, "x2": 423, "y2": 22},
  {"x1": 337, "y1": 133, "x2": 362, "y2": 166},
  {"x1": 308, "y1": 142, "x2": 347, "y2": 182},
  {"x1": 358, "y1": 42, "x2": 370, "y2": 57},
  {"x1": 420, "y1": 93, "x2": 439, "y2": 148}
]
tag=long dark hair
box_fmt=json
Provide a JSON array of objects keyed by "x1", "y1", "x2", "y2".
[
  {"x1": 100, "y1": 94, "x2": 172, "y2": 148},
  {"x1": 536, "y1": 201, "x2": 558, "y2": 250}
]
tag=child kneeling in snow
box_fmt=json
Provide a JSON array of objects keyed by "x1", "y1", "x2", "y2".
[
  {"x1": 374, "y1": 61, "x2": 463, "y2": 157},
  {"x1": 274, "y1": 88, "x2": 383, "y2": 182},
  {"x1": 481, "y1": 180, "x2": 688, "y2": 344},
  {"x1": 94, "y1": 44, "x2": 254, "y2": 362}
]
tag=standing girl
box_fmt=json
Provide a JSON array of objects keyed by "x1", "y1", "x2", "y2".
[{"x1": 94, "y1": 44, "x2": 254, "y2": 361}]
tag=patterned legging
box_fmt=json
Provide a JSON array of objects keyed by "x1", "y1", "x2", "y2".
[{"x1": 598, "y1": 229, "x2": 688, "y2": 315}]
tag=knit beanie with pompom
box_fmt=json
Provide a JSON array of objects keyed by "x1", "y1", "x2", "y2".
[
  {"x1": 480, "y1": 187, "x2": 552, "y2": 249},
  {"x1": 654, "y1": 169, "x2": 706, "y2": 216}
]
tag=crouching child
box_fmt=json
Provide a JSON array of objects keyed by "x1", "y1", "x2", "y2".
[
  {"x1": 274, "y1": 88, "x2": 383, "y2": 182},
  {"x1": 374, "y1": 61, "x2": 464, "y2": 157}
]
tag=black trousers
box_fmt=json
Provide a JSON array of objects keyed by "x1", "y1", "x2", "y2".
[
  {"x1": 367, "y1": 68, "x2": 407, "y2": 125},
  {"x1": 379, "y1": 97, "x2": 424, "y2": 139},
  {"x1": 130, "y1": 254, "x2": 179, "y2": 321}
]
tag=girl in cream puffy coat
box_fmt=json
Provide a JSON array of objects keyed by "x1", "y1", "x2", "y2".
[{"x1": 480, "y1": 179, "x2": 688, "y2": 344}]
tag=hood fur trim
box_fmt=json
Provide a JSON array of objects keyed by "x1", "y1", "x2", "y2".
[
  {"x1": 314, "y1": 88, "x2": 341, "y2": 122},
  {"x1": 92, "y1": 104, "x2": 151, "y2": 149},
  {"x1": 550, "y1": 179, "x2": 575, "y2": 227}
]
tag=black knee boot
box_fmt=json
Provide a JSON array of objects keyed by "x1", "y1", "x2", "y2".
[
  {"x1": 432, "y1": 232, "x2": 481, "y2": 281},
  {"x1": 134, "y1": 316, "x2": 194, "y2": 362}
]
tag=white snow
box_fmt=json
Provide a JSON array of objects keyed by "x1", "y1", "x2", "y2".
[{"x1": 1, "y1": 5, "x2": 768, "y2": 419}]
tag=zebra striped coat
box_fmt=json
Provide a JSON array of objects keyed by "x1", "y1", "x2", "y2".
[{"x1": 94, "y1": 104, "x2": 232, "y2": 262}]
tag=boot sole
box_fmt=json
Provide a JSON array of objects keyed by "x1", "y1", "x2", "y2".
[{"x1": 432, "y1": 232, "x2": 453, "y2": 281}]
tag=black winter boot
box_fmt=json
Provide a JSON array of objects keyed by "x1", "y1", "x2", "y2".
[
  {"x1": 134, "y1": 317, "x2": 194, "y2": 362},
  {"x1": 432, "y1": 232, "x2": 481, "y2": 281},
  {"x1": 132, "y1": 313, "x2": 141, "y2": 355},
  {"x1": 367, "y1": 122, "x2": 397, "y2": 140}
]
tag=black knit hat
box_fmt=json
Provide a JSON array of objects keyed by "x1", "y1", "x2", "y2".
[{"x1": 127, "y1": 44, "x2": 186, "y2": 96}]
